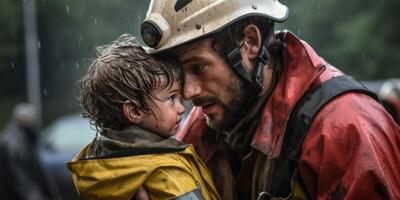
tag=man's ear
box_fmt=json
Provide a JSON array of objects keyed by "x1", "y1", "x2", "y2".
[
  {"x1": 123, "y1": 101, "x2": 143, "y2": 124},
  {"x1": 242, "y1": 24, "x2": 262, "y2": 60}
]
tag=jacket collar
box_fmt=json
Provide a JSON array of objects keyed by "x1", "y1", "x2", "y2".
[
  {"x1": 250, "y1": 31, "x2": 327, "y2": 158},
  {"x1": 85, "y1": 126, "x2": 186, "y2": 159}
]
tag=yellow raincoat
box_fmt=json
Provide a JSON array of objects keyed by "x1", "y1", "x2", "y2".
[{"x1": 66, "y1": 127, "x2": 221, "y2": 200}]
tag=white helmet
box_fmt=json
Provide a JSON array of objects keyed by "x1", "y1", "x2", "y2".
[{"x1": 141, "y1": 0, "x2": 288, "y2": 53}]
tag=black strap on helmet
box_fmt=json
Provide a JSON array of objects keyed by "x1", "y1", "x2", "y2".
[
  {"x1": 216, "y1": 29, "x2": 253, "y2": 84},
  {"x1": 216, "y1": 26, "x2": 274, "y2": 93},
  {"x1": 254, "y1": 43, "x2": 270, "y2": 89},
  {"x1": 227, "y1": 47, "x2": 254, "y2": 83}
]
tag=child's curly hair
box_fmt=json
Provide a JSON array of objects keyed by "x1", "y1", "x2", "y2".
[{"x1": 79, "y1": 34, "x2": 181, "y2": 131}]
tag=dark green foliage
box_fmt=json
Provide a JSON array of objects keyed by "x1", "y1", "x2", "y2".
[
  {"x1": 279, "y1": 0, "x2": 400, "y2": 79},
  {"x1": 0, "y1": 0, "x2": 148, "y2": 128},
  {"x1": 0, "y1": 0, "x2": 25, "y2": 129},
  {"x1": 36, "y1": 0, "x2": 148, "y2": 126}
]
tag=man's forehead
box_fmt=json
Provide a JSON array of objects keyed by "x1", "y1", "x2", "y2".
[{"x1": 172, "y1": 38, "x2": 213, "y2": 57}]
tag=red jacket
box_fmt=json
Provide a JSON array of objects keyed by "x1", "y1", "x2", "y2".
[{"x1": 177, "y1": 31, "x2": 400, "y2": 199}]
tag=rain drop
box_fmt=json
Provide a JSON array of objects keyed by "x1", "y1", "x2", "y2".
[
  {"x1": 76, "y1": 62, "x2": 80, "y2": 69},
  {"x1": 43, "y1": 89, "x2": 48, "y2": 96},
  {"x1": 78, "y1": 35, "x2": 83, "y2": 46},
  {"x1": 94, "y1": 18, "x2": 97, "y2": 25},
  {"x1": 296, "y1": 28, "x2": 302, "y2": 36},
  {"x1": 10, "y1": 62, "x2": 15, "y2": 69},
  {"x1": 37, "y1": 41, "x2": 41, "y2": 49},
  {"x1": 66, "y1": 5, "x2": 70, "y2": 14}
]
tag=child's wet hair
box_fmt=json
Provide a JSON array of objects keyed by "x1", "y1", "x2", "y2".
[{"x1": 79, "y1": 34, "x2": 181, "y2": 131}]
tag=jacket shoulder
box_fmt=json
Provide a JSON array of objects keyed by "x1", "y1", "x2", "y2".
[
  {"x1": 309, "y1": 92, "x2": 396, "y2": 139},
  {"x1": 299, "y1": 92, "x2": 400, "y2": 199}
]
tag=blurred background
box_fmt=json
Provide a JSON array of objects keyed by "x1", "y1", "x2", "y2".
[
  {"x1": 0, "y1": 0, "x2": 399, "y2": 199},
  {"x1": 1, "y1": 0, "x2": 399, "y2": 129}
]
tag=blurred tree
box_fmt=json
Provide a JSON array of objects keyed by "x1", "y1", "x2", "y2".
[
  {"x1": 280, "y1": 0, "x2": 400, "y2": 79},
  {"x1": 36, "y1": 0, "x2": 148, "y2": 126},
  {"x1": 0, "y1": 0, "x2": 149, "y2": 128},
  {"x1": 0, "y1": 0, "x2": 25, "y2": 129}
]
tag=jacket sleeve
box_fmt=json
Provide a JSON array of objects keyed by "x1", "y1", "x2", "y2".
[
  {"x1": 298, "y1": 93, "x2": 400, "y2": 200},
  {"x1": 144, "y1": 167, "x2": 202, "y2": 200}
]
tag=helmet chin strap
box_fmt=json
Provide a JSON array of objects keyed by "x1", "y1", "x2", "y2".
[
  {"x1": 254, "y1": 46, "x2": 270, "y2": 90},
  {"x1": 219, "y1": 28, "x2": 273, "y2": 93},
  {"x1": 226, "y1": 47, "x2": 254, "y2": 83}
]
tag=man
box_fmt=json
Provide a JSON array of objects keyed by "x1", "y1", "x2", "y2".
[
  {"x1": 0, "y1": 103, "x2": 60, "y2": 200},
  {"x1": 379, "y1": 79, "x2": 400, "y2": 124},
  {"x1": 140, "y1": 0, "x2": 400, "y2": 199}
]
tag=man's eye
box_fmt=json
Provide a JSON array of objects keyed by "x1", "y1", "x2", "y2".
[{"x1": 190, "y1": 64, "x2": 205, "y2": 75}]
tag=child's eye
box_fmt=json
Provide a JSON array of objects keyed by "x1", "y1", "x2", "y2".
[{"x1": 168, "y1": 94, "x2": 176, "y2": 102}]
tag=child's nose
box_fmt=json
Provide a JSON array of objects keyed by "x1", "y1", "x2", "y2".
[{"x1": 177, "y1": 101, "x2": 185, "y2": 114}]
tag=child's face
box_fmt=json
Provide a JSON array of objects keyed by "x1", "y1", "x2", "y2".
[{"x1": 139, "y1": 81, "x2": 185, "y2": 137}]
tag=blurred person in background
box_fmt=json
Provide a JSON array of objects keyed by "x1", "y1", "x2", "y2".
[
  {"x1": 379, "y1": 79, "x2": 400, "y2": 124},
  {"x1": 0, "y1": 103, "x2": 60, "y2": 200}
]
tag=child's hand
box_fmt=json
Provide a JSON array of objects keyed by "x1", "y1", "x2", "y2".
[{"x1": 135, "y1": 186, "x2": 150, "y2": 200}]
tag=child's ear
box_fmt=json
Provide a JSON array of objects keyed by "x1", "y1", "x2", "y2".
[{"x1": 123, "y1": 101, "x2": 143, "y2": 124}]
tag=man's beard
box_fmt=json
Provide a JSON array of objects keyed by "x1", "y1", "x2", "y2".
[{"x1": 205, "y1": 78, "x2": 254, "y2": 132}]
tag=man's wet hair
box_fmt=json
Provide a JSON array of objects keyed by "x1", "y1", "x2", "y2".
[{"x1": 79, "y1": 34, "x2": 181, "y2": 131}]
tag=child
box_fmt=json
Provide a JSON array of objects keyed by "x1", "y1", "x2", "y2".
[{"x1": 67, "y1": 34, "x2": 221, "y2": 200}]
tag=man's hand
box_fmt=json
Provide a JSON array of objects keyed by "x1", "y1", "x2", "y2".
[{"x1": 135, "y1": 186, "x2": 150, "y2": 200}]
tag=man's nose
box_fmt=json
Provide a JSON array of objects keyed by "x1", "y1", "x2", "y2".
[{"x1": 183, "y1": 77, "x2": 201, "y2": 100}]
